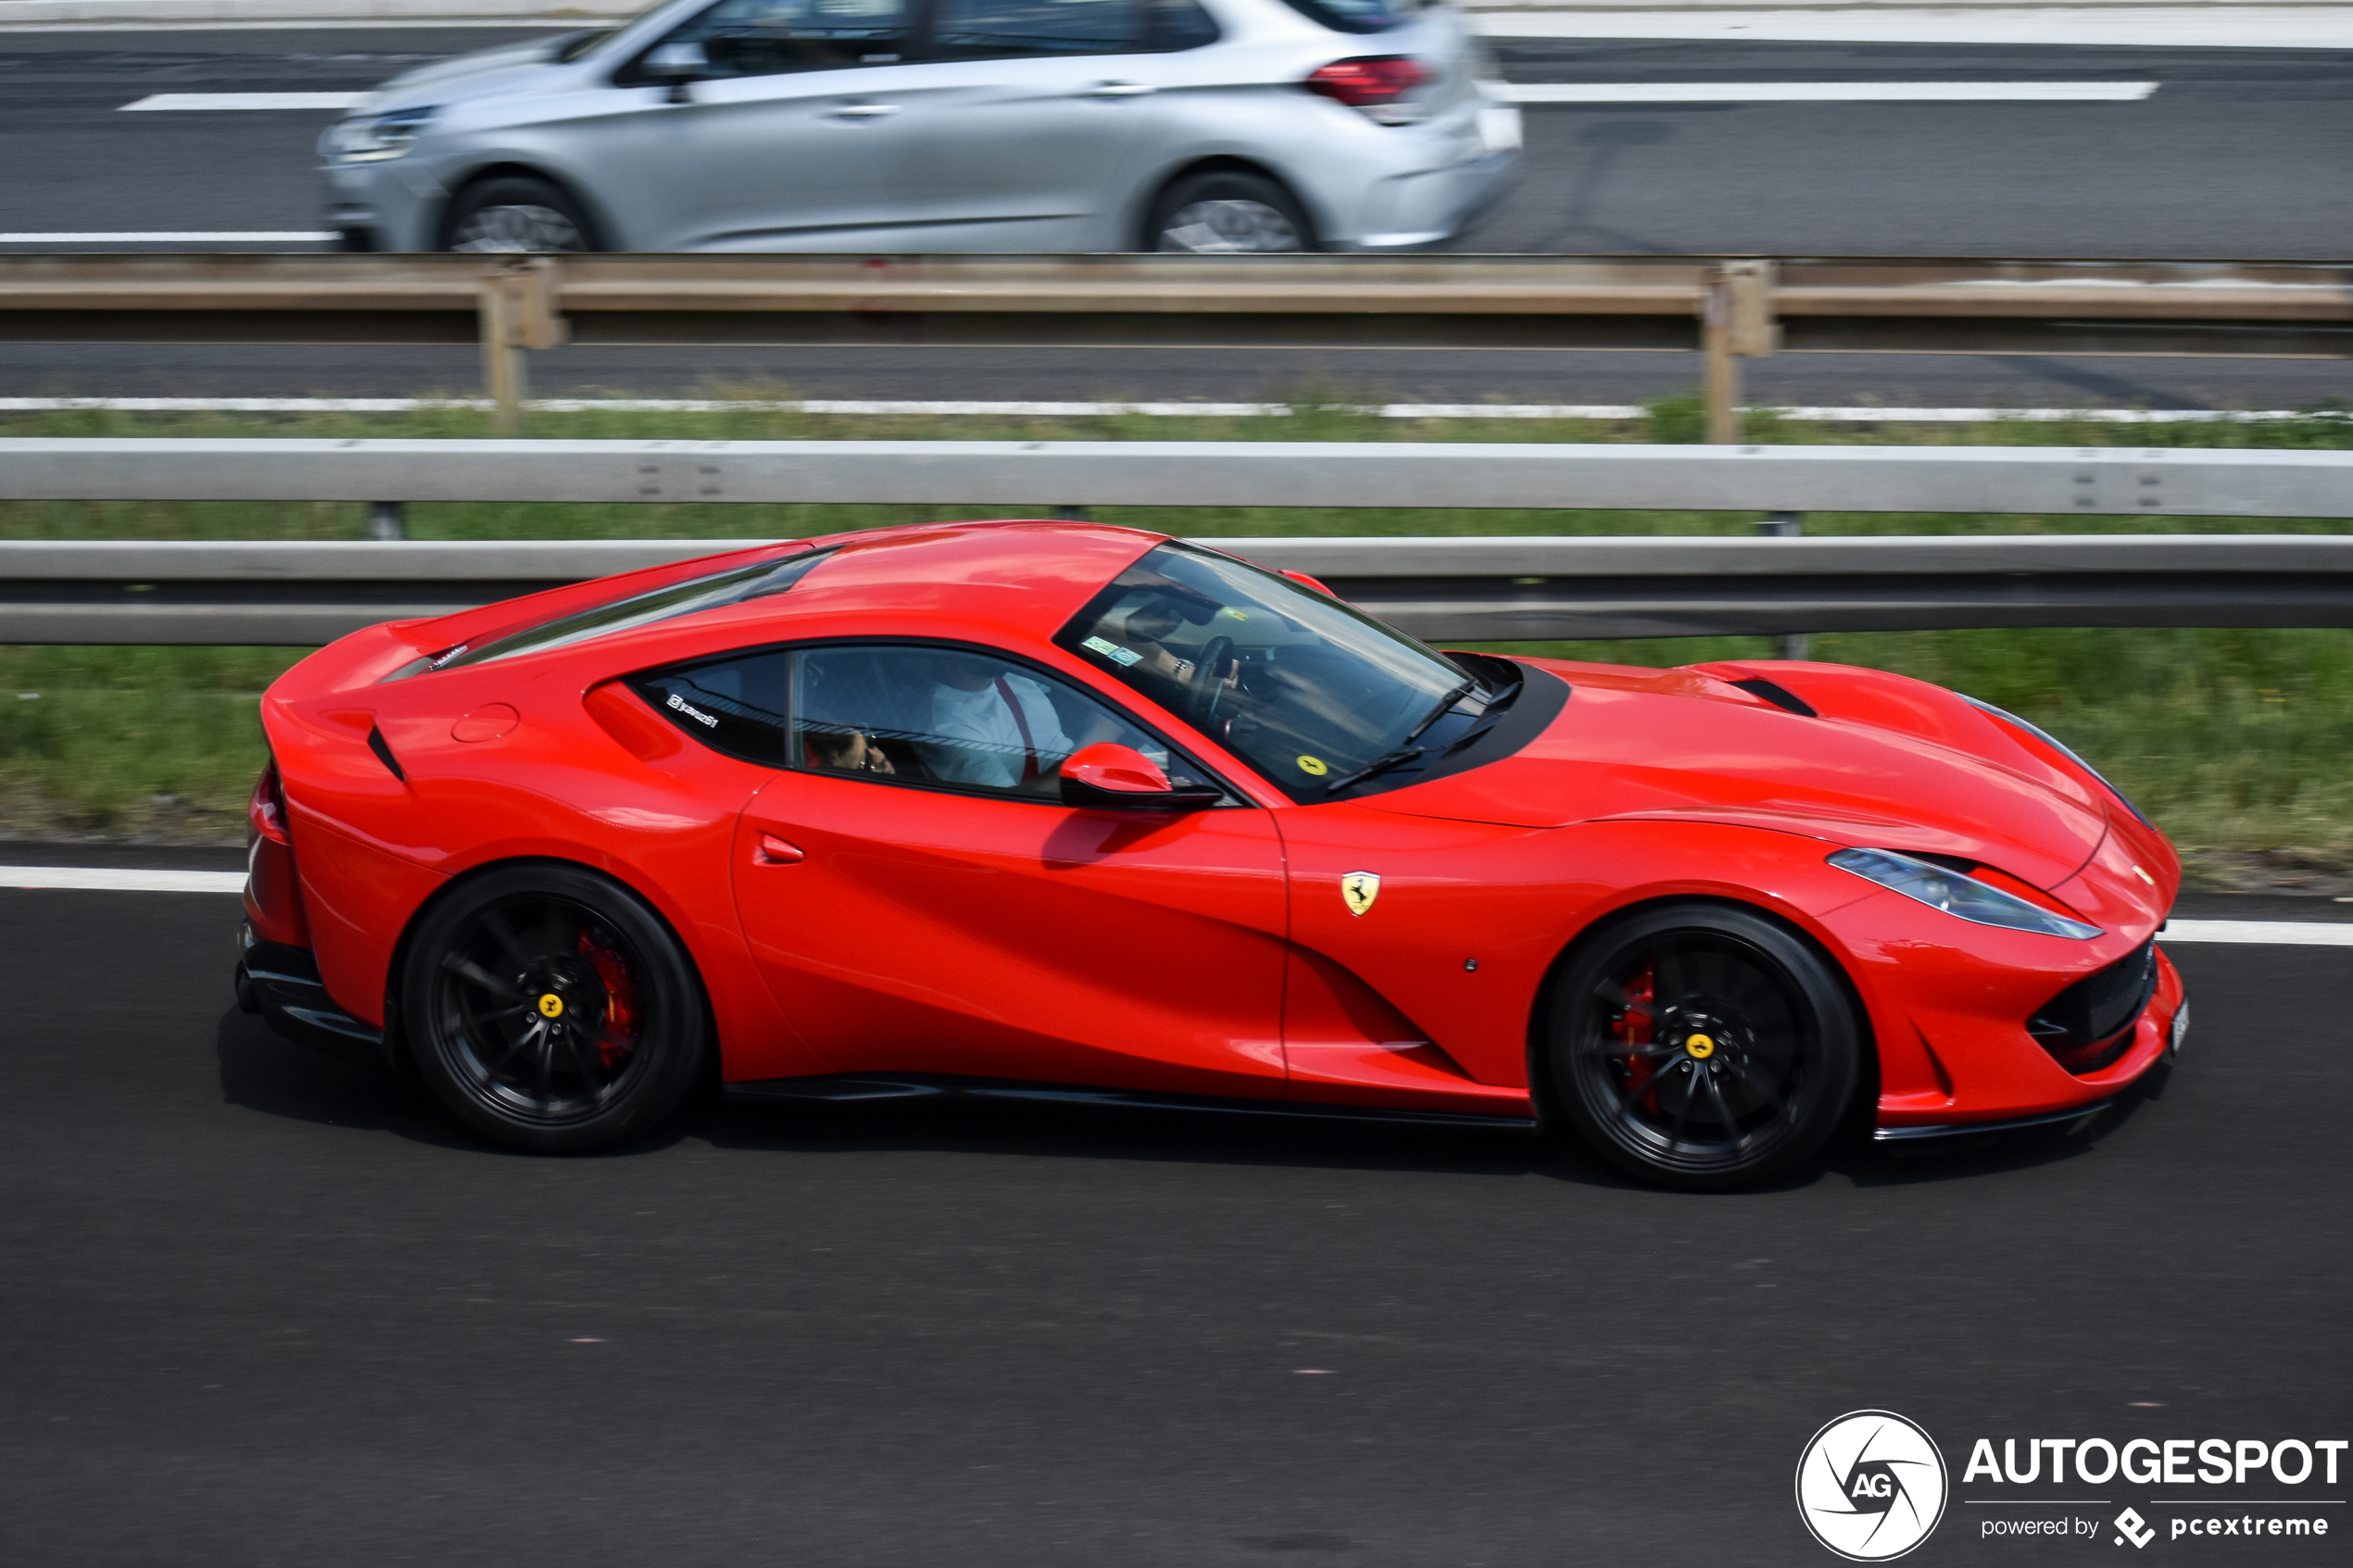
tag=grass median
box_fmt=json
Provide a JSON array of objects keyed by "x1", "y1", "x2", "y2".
[{"x1": 3, "y1": 394, "x2": 2348, "y2": 887}]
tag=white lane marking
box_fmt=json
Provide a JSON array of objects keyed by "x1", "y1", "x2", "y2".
[
  {"x1": 2163, "y1": 920, "x2": 2353, "y2": 947},
  {"x1": 0, "y1": 396, "x2": 2322, "y2": 425},
  {"x1": 0, "y1": 866, "x2": 245, "y2": 894},
  {"x1": 0, "y1": 865, "x2": 2347, "y2": 945},
  {"x1": 1474, "y1": 8, "x2": 2353, "y2": 52},
  {"x1": 0, "y1": 231, "x2": 337, "y2": 244},
  {"x1": 120, "y1": 92, "x2": 366, "y2": 111},
  {"x1": 1501, "y1": 81, "x2": 2158, "y2": 104}
]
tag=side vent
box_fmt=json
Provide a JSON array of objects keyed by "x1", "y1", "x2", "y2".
[
  {"x1": 365, "y1": 724, "x2": 408, "y2": 783},
  {"x1": 1729, "y1": 677, "x2": 1818, "y2": 718}
]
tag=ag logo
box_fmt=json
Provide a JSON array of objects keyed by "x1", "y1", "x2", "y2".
[
  {"x1": 1795, "y1": 1411, "x2": 1948, "y2": 1562},
  {"x1": 1340, "y1": 872, "x2": 1380, "y2": 916}
]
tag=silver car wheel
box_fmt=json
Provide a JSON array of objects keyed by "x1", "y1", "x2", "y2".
[
  {"x1": 449, "y1": 204, "x2": 585, "y2": 254},
  {"x1": 1155, "y1": 199, "x2": 1305, "y2": 254}
]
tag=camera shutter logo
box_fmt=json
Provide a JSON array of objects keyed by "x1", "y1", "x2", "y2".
[{"x1": 1794, "y1": 1410, "x2": 1949, "y2": 1561}]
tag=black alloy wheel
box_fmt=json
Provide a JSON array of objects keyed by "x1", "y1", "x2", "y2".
[
  {"x1": 401, "y1": 864, "x2": 706, "y2": 1152},
  {"x1": 1145, "y1": 169, "x2": 1316, "y2": 253},
  {"x1": 1543, "y1": 902, "x2": 1862, "y2": 1189},
  {"x1": 442, "y1": 174, "x2": 597, "y2": 253}
]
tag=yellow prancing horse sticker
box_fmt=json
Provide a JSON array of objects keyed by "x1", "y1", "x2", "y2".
[
  {"x1": 1340, "y1": 872, "x2": 1381, "y2": 917},
  {"x1": 537, "y1": 993, "x2": 566, "y2": 1019},
  {"x1": 1296, "y1": 755, "x2": 1328, "y2": 776},
  {"x1": 1684, "y1": 1033, "x2": 1716, "y2": 1059}
]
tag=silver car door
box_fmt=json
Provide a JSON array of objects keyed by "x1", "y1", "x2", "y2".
[
  {"x1": 595, "y1": 0, "x2": 922, "y2": 249},
  {"x1": 887, "y1": 0, "x2": 1176, "y2": 250}
]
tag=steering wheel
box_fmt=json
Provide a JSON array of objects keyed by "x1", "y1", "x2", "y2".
[{"x1": 1189, "y1": 635, "x2": 1235, "y2": 723}]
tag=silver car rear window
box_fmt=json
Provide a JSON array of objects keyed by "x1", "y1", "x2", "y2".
[{"x1": 1272, "y1": 0, "x2": 1421, "y2": 34}]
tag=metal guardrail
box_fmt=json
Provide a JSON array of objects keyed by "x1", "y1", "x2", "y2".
[
  {"x1": 6, "y1": 253, "x2": 2350, "y2": 436},
  {"x1": 5, "y1": 436, "x2": 2353, "y2": 643},
  {"x1": 6, "y1": 533, "x2": 2353, "y2": 645},
  {"x1": 7, "y1": 436, "x2": 2352, "y2": 514}
]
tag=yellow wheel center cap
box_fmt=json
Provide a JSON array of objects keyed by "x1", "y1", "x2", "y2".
[
  {"x1": 537, "y1": 993, "x2": 565, "y2": 1020},
  {"x1": 1684, "y1": 1033, "x2": 1717, "y2": 1060}
]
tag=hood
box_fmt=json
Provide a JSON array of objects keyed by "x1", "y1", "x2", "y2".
[
  {"x1": 361, "y1": 35, "x2": 579, "y2": 110},
  {"x1": 1365, "y1": 659, "x2": 2110, "y2": 891}
]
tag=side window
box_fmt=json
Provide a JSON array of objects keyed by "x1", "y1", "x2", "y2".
[
  {"x1": 623, "y1": 0, "x2": 907, "y2": 82},
  {"x1": 929, "y1": 0, "x2": 1146, "y2": 58},
  {"x1": 629, "y1": 649, "x2": 789, "y2": 765},
  {"x1": 792, "y1": 644, "x2": 1216, "y2": 798}
]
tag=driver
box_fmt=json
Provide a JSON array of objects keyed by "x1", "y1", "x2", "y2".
[
  {"x1": 1106, "y1": 592, "x2": 1239, "y2": 715},
  {"x1": 927, "y1": 659, "x2": 1106, "y2": 792}
]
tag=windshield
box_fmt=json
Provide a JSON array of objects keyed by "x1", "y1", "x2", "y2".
[
  {"x1": 1054, "y1": 542, "x2": 1491, "y2": 801},
  {"x1": 403, "y1": 546, "x2": 835, "y2": 677}
]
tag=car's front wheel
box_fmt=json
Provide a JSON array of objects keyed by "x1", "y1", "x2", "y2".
[
  {"x1": 1542, "y1": 902, "x2": 1862, "y2": 1189},
  {"x1": 442, "y1": 174, "x2": 595, "y2": 253},
  {"x1": 1145, "y1": 169, "x2": 1316, "y2": 253},
  {"x1": 400, "y1": 864, "x2": 706, "y2": 1152}
]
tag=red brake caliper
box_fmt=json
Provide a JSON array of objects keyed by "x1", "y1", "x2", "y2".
[
  {"x1": 577, "y1": 932, "x2": 639, "y2": 1071},
  {"x1": 1609, "y1": 960, "x2": 1659, "y2": 1109}
]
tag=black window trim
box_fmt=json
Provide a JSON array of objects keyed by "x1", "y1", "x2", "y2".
[{"x1": 629, "y1": 633, "x2": 1257, "y2": 808}]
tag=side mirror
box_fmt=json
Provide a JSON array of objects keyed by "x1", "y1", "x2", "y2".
[
  {"x1": 644, "y1": 40, "x2": 710, "y2": 102},
  {"x1": 1278, "y1": 568, "x2": 1340, "y2": 598},
  {"x1": 1058, "y1": 743, "x2": 1222, "y2": 812}
]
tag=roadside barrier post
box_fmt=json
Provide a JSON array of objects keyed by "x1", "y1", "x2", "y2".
[
  {"x1": 477, "y1": 258, "x2": 568, "y2": 434},
  {"x1": 1705, "y1": 260, "x2": 1780, "y2": 444}
]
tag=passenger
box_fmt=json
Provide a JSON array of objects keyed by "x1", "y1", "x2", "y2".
[
  {"x1": 801, "y1": 726, "x2": 895, "y2": 774},
  {"x1": 927, "y1": 659, "x2": 1102, "y2": 791}
]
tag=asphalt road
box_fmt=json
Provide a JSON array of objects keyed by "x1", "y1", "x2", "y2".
[
  {"x1": 0, "y1": 847, "x2": 2345, "y2": 1565},
  {"x1": 0, "y1": 30, "x2": 2348, "y2": 409}
]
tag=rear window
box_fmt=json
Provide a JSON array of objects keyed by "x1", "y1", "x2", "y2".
[
  {"x1": 1272, "y1": 0, "x2": 1420, "y2": 33},
  {"x1": 396, "y1": 546, "x2": 835, "y2": 678}
]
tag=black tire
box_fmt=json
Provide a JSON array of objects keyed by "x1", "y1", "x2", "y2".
[
  {"x1": 441, "y1": 174, "x2": 597, "y2": 253},
  {"x1": 400, "y1": 863, "x2": 706, "y2": 1152},
  {"x1": 1144, "y1": 169, "x2": 1316, "y2": 253},
  {"x1": 1541, "y1": 902, "x2": 1862, "y2": 1190}
]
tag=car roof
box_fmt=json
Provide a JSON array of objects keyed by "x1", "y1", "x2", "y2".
[{"x1": 482, "y1": 519, "x2": 1171, "y2": 679}]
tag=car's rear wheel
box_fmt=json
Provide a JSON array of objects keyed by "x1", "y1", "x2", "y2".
[
  {"x1": 1542, "y1": 902, "x2": 1861, "y2": 1190},
  {"x1": 401, "y1": 864, "x2": 705, "y2": 1152},
  {"x1": 1146, "y1": 169, "x2": 1316, "y2": 253},
  {"x1": 442, "y1": 174, "x2": 595, "y2": 253}
]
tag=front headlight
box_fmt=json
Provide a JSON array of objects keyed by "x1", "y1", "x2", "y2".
[
  {"x1": 1829, "y1": 847, "x2": 2103, "y2": 940},
  {"x1": 324, "y1": 105, "x2": 437, "y2": 163}
]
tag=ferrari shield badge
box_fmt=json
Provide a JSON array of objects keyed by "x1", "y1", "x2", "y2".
[{"x1": 1340, "y1": 872, "x2": 1381, "y2": 917}]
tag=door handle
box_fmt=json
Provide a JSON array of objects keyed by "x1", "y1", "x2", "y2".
[
  {"x1": 1078, "y1": 81, "x2": 1157, "y2": 98},
  {"x1": 753, "y1": 832, "x2": 806, "y2": 865},
  {"x1": 826, "y1": 101, "x2": 900, "y2": 119}
]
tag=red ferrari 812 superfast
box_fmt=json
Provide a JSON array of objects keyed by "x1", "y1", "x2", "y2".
[{"x1": 238, "y1": 521, "x2": 2184, "y2": 1188}]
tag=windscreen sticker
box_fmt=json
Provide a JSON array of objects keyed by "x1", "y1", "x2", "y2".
[
  {"x1": 1296, "y1": 755, "x2": 1328, "y2": 776},
  {"x1": 1082, "y1": 635, "x2": 1143, "y2": 667}
]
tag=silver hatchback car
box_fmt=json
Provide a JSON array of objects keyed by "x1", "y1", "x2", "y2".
[{"x1": 321, "y1": 0, "x2": 1517, "y2": 253}]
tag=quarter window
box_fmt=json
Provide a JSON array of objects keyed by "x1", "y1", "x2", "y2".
[
  {"x1": 1150, "y1": 0, "x2": 1219, "y2": 49},
  {"x1": 628, "y1": 649, "x2": 789, "y2": 765}
]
